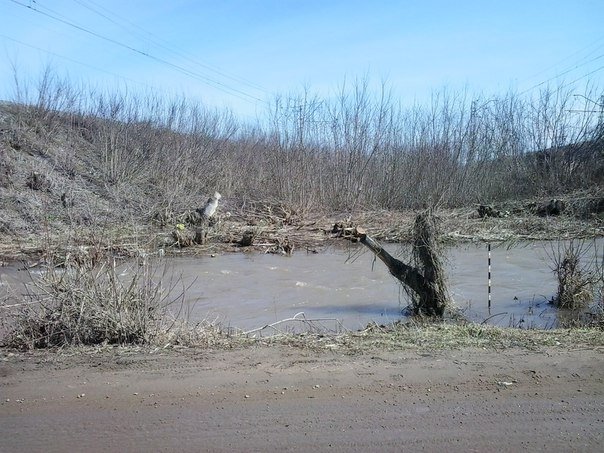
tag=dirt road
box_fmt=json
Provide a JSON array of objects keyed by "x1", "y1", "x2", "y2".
[{"x1": 1, "y1": 345, "x2": 603, "y2": 452}]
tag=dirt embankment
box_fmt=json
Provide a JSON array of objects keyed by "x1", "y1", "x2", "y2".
[{"x1": 1, "y1": 344, "x2": 603, "y2": 452}]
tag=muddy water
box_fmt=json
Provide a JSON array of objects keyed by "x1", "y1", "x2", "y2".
[
  {"x1": 159, "y1": 239, "x2": 602, "y2": 331},
  {"x1": 163, "y1": 246, "x2": 405, "y2": 332},
  {"x1": 2, "y1": 240, "x2": 601, "y2": 332}
]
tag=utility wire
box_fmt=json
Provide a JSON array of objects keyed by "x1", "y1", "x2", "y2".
[
  {"x1": 519, "y1": 53, "x2": 604, "y2": 95},
  {"x1": 561, "y1": 64, "x2": 604, "y2": 88},
  {"x1": 8, "y1": 0, "x2": 266, "y2": 104},
  {"x1": 521, "y1": 35, "x2": 604, "y2": 83},
  {"x1": 0, "y1": 33, "x2": 165, "y2": 92},
  {"x1": 72, "y1": 0, "x2": 269, "y2": 95}
]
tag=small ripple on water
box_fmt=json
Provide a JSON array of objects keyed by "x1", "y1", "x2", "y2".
[{"x1": 2, "y1": 239, "x2": 601, "y2": 331}]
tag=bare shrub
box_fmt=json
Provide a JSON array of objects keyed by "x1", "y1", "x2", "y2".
[
  {"x1": 4, "y1": 66, "x2": 603, "y2": 230},
  {"x1": 25, "y1": 171, "x2": 52, "y2": 191},
  {"x1": 549, "y1": 240, "x2": 601, "y2": 310},
  {"x1": 2, "y1": 251, "x2": 186, "y2": 350},
  {"x1": 264, "y1": 82, "x2": 602, "y2": 213},
  {"x1": 8, "y1": 64, "x2": 85, "y2": 137},
  {"x1": 0, "y1": 147, "x2": 15, "y2": 189}
]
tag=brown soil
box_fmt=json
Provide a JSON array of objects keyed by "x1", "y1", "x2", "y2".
[{"x1": 1, "y1": 344, "x2": 603, "y2": 452}]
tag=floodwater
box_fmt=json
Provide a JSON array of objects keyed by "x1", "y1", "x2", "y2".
[
  {"x1": 1, "y1": 240, "x2": 602, "y2": 332},
  {"x1": 163, "y1": 242, "x2": 587, "y2": 331}
]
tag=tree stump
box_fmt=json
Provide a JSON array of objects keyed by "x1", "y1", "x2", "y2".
[{"x1": 353, "y1": 211, "x2": 449, "y2": 317}]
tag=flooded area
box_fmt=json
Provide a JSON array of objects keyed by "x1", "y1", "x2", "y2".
[
  {"x1": 163, "y1": 241, "x2": 587, "y2": 331},
  {"x1": 1, "y1": 240, "x2": 602, "y2": 332}
]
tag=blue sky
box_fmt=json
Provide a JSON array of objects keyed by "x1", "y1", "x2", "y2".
[{"x1": 1, "y1": 0, "x2": 603, "y2": 119}]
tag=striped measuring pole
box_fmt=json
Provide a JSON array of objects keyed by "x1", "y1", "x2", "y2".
[{"x1": 487, "y1": 243, "x2": 492, "y2": 310}]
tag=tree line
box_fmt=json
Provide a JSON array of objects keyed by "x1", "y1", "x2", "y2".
[{"x1": 6, "y1": 69, "x2": 603, "y2": 219}]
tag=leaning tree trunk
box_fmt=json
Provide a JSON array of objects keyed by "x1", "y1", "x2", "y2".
[{"x1": 354, "y1": 211, "x2": 449, "y2": 317}]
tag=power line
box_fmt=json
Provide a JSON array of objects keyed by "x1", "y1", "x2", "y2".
[
  {"x1": 0, "y1": 33, "x2": 162, "y2": 92},
  {"x1": 72, "y1": 0, "x2": 270, "y2": 95},
  {"x1": 561, "y1": 64, "x2": 604, "y2": 89},
  {"x1": 519, "y1": 53, "x2": 604, "y2": 95},
  {"x1": 8, "y1": 0, "x2": 267, "y2": 105},
  {"x1": 0, "y1": 35, "x2": 261, "y2": 122},
  {"x1": 521, "y1": 35, "x2": 604, "y2": 83}
]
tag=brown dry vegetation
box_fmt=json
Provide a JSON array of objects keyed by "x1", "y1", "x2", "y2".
[
  {"x1": 1, "y1": 75, "x2": 604, "y2": 453},
  {"x1": 0, "y1": 73, "x2": 603, "y2": 262},
  {"x1": 1, "y1": 72, "x2": 603, "y2": 349}
]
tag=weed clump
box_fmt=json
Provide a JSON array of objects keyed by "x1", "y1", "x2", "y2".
[
  {"x1": 2, "y1": 249, "x2": 183, "y2": 350},
  {"x1": 550, "y1": 240, "x2": 601, "y2": 310}
]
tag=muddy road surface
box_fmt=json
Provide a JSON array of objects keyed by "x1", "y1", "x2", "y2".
[{"x1": 1, "y1": 345, "x2": 603, "y2": 452}]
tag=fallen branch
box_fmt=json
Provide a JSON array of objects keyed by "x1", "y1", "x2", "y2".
[{"x1": 242, "y1": 312, "x2": 347, "y2": 336}]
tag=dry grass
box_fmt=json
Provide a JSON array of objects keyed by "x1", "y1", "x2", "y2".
[
  {"x1": 253, "y1": 321, "x2": 604, "y2": 354},
  {"x1": 1, "y1": 249, "x2": 188, "y2": 350},
  {"x1": 3, "y1": 278, "x2": 603, "y2": 352}
]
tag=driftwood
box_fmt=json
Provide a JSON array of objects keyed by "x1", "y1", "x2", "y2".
[
  {"x1": 171, "y1": 226, "x2": 206, "y2": 247},
  {"x1": 537, "y1": 199, "x2": 565, "y2": 217},
  {"x1": 477, "y1": 204, "x2": 508, "y2": 218},
  {"x1": 331, "y1": 223, "x2": 360, "y2": 242},
  {"x1": 353, "y1": 212, "x2": 449, "y2": 317}
]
